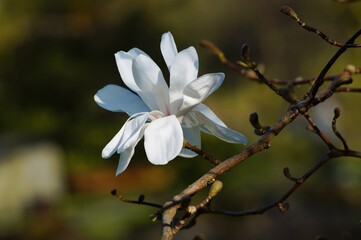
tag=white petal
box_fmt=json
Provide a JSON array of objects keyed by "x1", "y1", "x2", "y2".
[
  {"x1": 192, "y1": 104, "x2": 227, "y2": 127},
  {"x1": 115, "y1": 132, "x2": 145, "y2": 176},
  {"x1": 161, "y1": 32, "x2": 178, "y2": 70},
  {"x1": 117, "y1": 113, "x2": 149, "y2": 153},
  {"x1": 115, "y1": 48, "x2": 147, "y2": 92},
  {"x1": 115, "y1": 145, "x2": 135, "y2": 176},
  {"x1": 179, "y1": 125, "x2": 201, "y2": 158},
  {"x1": 192, "y1": 104, "x2": 247, "y2": 144},
  {"x1": 169, "y1": 47, "x2": 199, "y2": 114},
  {"x1": 132, "y1": 54, "x2": 170, "y2": 114},
  {"x1": 114, "y1": 114, "x2": 148, "y2": 176},
  {"x1": 94, "y1": 84, "x2": 150, "y2": 115},
  {"x1": 101, "y1": 112, "x2": 148, "y2": 159},
  {"x1": 102, "y1": 126, "x2": 125, "y2": 159},
  {"x1": 178, "y1": 73, "x2": 224, "y2": 115},
  {"x1": 144, "y1": 115, "x2": 183, "y2": 165}
]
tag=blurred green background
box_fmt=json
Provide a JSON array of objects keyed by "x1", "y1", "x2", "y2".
[{"x1": 0, "y1": 0, "x2": 361, "y2": 239}]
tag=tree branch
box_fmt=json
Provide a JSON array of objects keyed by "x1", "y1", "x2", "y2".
[
  {"x1": 202, "y1": 149, "x2": 361, "y2": 217},
  {"x1": 280, "y1": 6, "x2": 361, "y2": 48}
]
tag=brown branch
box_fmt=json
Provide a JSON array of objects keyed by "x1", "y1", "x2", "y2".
[
  {"x1": 306, "y1": 28, "x2": 361, "y2": 101},
  {"x1": 302, "y1": 112, "x2": 335, "y2": 149},
  {"x1": 183, "y1": 142, "x2": 221, "y2": 165},
  {"x1": 240, "y1": 44, "x2": 297, "y2": 103},
  {"x1": 111, "y1": 189, "x2": 162, "y2": 209},
  {"x1": 314, "y1": 75, "x2": 353, "y2": 106},
  {"x1": 249, "y1": 112, "x2": 270, "y2": 136},
  {"x1": 200, "y1": 40, "x2": 247, "y2": 75},
  {"x1": 200, "y1": 39, "x2": 361, "y2": 91},
  {"x1": 336, "y1": 87, "x2": 361, "y2": 93},
  {"x1": 160, "y1": 26, "x2": 361, "y2": 240},
  {"x1": 280, "y1": 6, "x2": 361, "y2": 48},
  {"x1": 332, "y1": 108, "x2": 349, "y2": 150},
  {"x1": 171, "y1": 181, "x2": 224, "y2": 232},
  {"x1": 202, "y1": 149, "x2": 361, "y2": 217},
  {"x1": 160, "y1": 106, "x2": 301, "y2": 239}
]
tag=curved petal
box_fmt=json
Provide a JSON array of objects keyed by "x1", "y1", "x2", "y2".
[
  {"x1": 115, "y1": 146, "x2": 135, "y2": 176},
  {"x1": 117, "y1": 112, "x2": 149, "y2": 153},
  {"x1": 179, "y1": 125, "x2": 200, "y2": 158},
  {"x1": 115, "y1": 48, "x2": 147, "y2": 92},
  {"x1": 102, "y1": 126, "x2": 125, "y2": 159},
  {"x1": 169, "y1": 47, "x2": 199, "y2": 114},
  {"x1": 101, "y1": 112, "x2": 148, "y2": 159},
  {"x1": 191, "y1": 104, "x2": 227, "y2": 127},
  {"x1": 144, "y1": 115, "x2": 183, "y2": 164},
  {"x1": 161, "y1": 32, "x2": 178, "y2": 70},
  {"x1": 132, "y1": 54, "x2": 170, "y2": 114},
  {"x1": 178, "y1": 73, "x2": 224, "y2": 115},
  {"x1": 94, "y1": 84, "x2": 150, "y2": 115},
  {"x1": 192, "y1": 104, "x2": 247, "y2": 144},
  {"x1": 115, "y1": 134, "x2": 143, "y2": 176}
]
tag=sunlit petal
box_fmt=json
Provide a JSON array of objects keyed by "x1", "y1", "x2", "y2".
[
  {"x1": 161, "y1": 32, "x2": 178, "y2": 70},
  {"x1": 115, "y1": 145, "x2": 135, "y2": 176},
  {"x1": 115, "y1": 48, "x2": 147, "y2": 92},
  {"x1": 179, "y1": 73, "x2": 224, "y2": 115},
  {"x1": 144, "y1": 115, "x2": 183, "y2": 164},
  {"x1": 117, "y1": 112, "x2": 149, "y2": 153},
  {"x1": 101, "y1": 112, "x2": 147, "y2": 159},
  {"x1": 94, "y1": 84, "x2": 150, "y2": 115},
  {"x1": 102, "y1": 126, "x2": 125, "y2": 159},
  {"x1": 192, "y1": 104, "x2": 247, "y2": 144},
  {"x1": 191, "y1": 104, "x2": 227, "y2": 127},
  {"x1": 132, "y1": 54, "x2": 170, "y2": 113},
  {"x1": 169, "y1": 47, "x2": 199, "y2": 114}
]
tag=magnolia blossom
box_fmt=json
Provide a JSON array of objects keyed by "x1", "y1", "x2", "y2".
[{"x1": 94, "y1": 32, "x2": 247, "y2": 175}]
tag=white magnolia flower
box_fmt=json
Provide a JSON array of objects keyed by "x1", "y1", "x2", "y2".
[{"x1": 94, "y1": 32, "x2": 247, "y2": 175}]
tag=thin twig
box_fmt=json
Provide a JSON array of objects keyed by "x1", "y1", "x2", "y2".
[
  {"x1": 306, "y1": 28, "x2": 361, "y2": 101},
  {"x1": 111, "y1": 189, "x2": 162, "y2": 209},
  {"x1": 202, "y1": 149, "x2": 361, "y2": 217},
  {"x1": 173, "y1": 181, "x2": 223, "y2": 232},
  {"x1": 200, "y1": 40, "x2": 247, "y2": 74},
  {"x1": 302, "y1": 112, "x2": 335, "y2": 149},
  {"x1": 280, "y1": 6, "x2": 361, "y2": 48},
  {"x1": 336, "y1": 87, "x2": 361, "y2": 93},
  {"x1": 332, "y1": 108, "x2": 349, "y2": 150},
  {"x1": 161, "y1": 26, "x2": 361, "y2": 239},
  {"x1": 201, "y1": 40, "x2": 361, "y2": 93},
  {"x1": 240, "y1": 44, "x2": 296, "y2": 103},
  {"x1": 249, "y1": 112, "x2": 271, "y2": 136},
  {"x1": 184, "y1": 142, "x2": 221, "y2": 165}
]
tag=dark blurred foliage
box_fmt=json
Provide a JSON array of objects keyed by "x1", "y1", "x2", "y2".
[{"x1": 0, "y1": 0, "x2": 361, "y2": 239}]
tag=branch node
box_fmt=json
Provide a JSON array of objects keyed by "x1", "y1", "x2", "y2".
[
  {"x1": 208, "y1": 180, "x2": 223, "y2": 199},
  {"x1": 345, "y1": 64, "x2": 356, "y2": 74},
  {"x1": 283, "y1": 167, "x2": 301, "y2": 183},
  {"x1": 149, "y1": 213, "x2": 159, "y2": 222},
  {"x1": 200, "y1": 40, "x2": 226, "y2": 63},
  {"x1": 249, "y1": 112, "x2": 271, "y2": 135},
  {"x1": 184, "y1": 141, "x2": 221, "y2": 165},
  {"x1": 277, "y1": 202, "x2": 290, "y2": 213},
  {"x1": 207, "y1": 178, "x2": 216, "y2": 186},
  {"x1": 112, "y1": 189, "x2": 162, "y2": 209},
  {"x1": 332, "y1": 107, "x2": 349, "y2": 150},
  {"x1": 110, "y1": 189, "x2": 117, "y2": 196},
  {"x1": 241, "y1": 44, "x2": 250, "y2": 60},
  {"x1": 138, "y1": 194, "x2": 145, "y2": 203},
  {"x1": 187, "y1": 205, "x2": 197, "y2": 215},
  {"x1": 280, "y1": 6, "x2": 299, "y2": 20}
]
